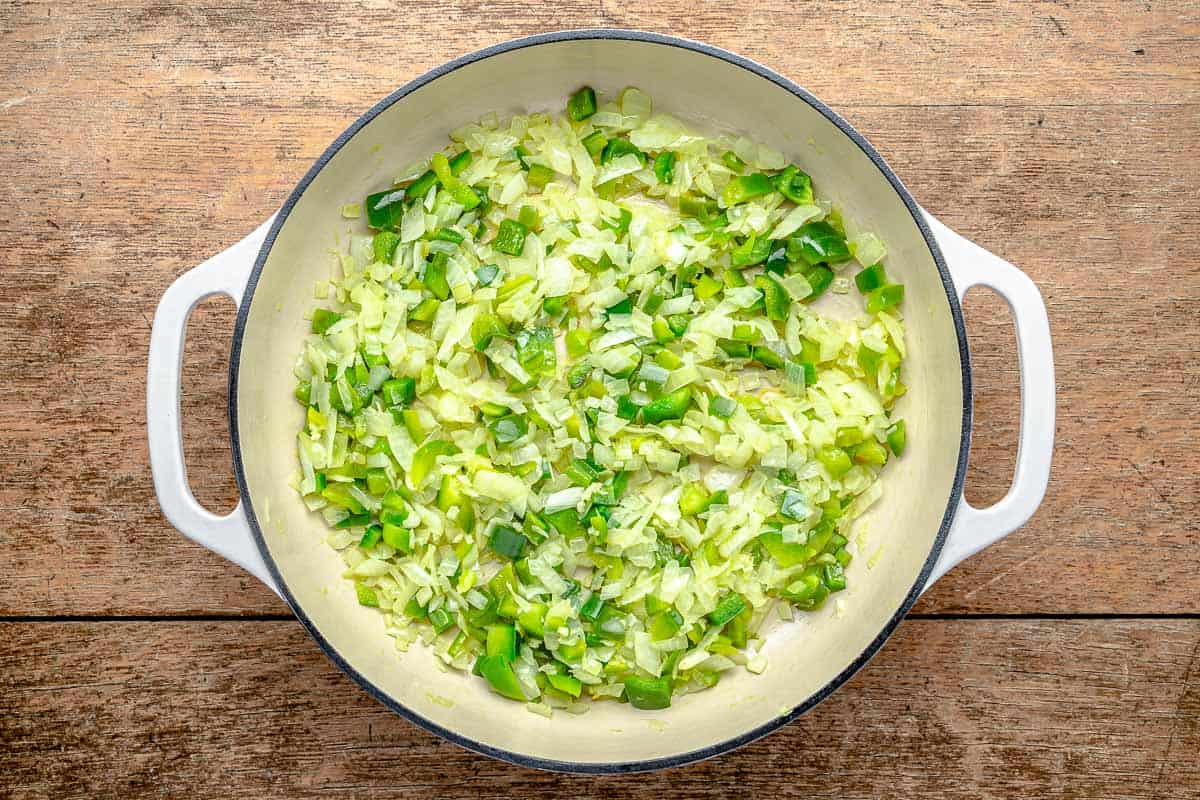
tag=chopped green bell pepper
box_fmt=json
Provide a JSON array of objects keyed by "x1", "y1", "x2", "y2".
[
  {"x1": 788, "y1": 221, "x2": 850, "y2": 265},
  {"x1": 311, "y1": 308, "x2": 342, "y2": 334},
  {"x1": 866, "y1": 283, "x2": 905, "y2": 314},
  {"x1": 654, "y1": 150, "x2": 677, "y2": 184},
  {"x1": 488, "y1": 524, "x2": 528, "y2": 559},
  {"x1": 477, "y1": 654, "x2": 526, "y2": 700},
  {"x1": 365, "y1": 188, "x2": 407, "y2": 230},
  {"x1": 887, "y1": 419, "x2": 907, "y2": 456},
  {"x1": 492, "y1": 218, "x2": 528, "y2": 256},
  {"x1": 721, "y1": 173, "x2": 773, "y2": 206},
  {"x1": 567, "y1": 86, "x2": 598, "y2": 121},
  {"x1": 624, "y1": 675, "x2": 672, "y2": 710},
  {"x1": 640, "y1": 387, "x2": 692, "y2": 425}
]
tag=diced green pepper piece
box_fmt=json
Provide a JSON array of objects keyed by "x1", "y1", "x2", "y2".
[
  {"x1": 788, "y1": 221, "x2": 850, "y2": 265},
  {"x1": 730, "y1": 234, "x2": 772, "y2": 268},
  {"x1": 518, "y1": 603, "x2": 547, "y2": 638},
  {"x1": 430, "y1": 153, "x2": 481, "y2": 210},
  {"x1": 801, "y1": 266, "x2": 834, "y2": 303},
  {"x1": 514, "y1": 326, "x2": 556, "y2": 377},
  {"x1": 853, "y1": 439, "x2": 889, "y2": 466},
  {"x1": 437, "y1": 474, "x2": 475, "y2": 534},
  {"x1": 855, "y1": 263, "x2": 888, "y2": 293},
  {"x1": 448, "y1": 149, "x2": 472, "y2": 175},
  {"x1": 752, "y1": 345, "x2": 785, "y2": 370},
  {"x1": 624, "y1": 675, "x2": 672, "y2": 710},
  {"x1": 359, "y1": 524, "x2": 383, "y2": 549},
  {"x1": 493, "y1": 219, "x2": 528, "y2": 256},
  {"x1": 364, "y1": 188, "x2": 406, "y2": 230},
  {"x1": 678, "y1": 483, "x2": 712, "y2": 516},
  {"x1": 601, "y1": 137, "x2": 645, "y2": 165},
  {"x1": 717, "y1": 339, "x2": 750, "y2": 358},
  {"x1": 780, "y1": 489, "x2": 812, "y2": 524},
  {"x1": 606, "y1": 296, "x2": 633, "y2": 316},
  {"x1": 547, "y1": 672, "x2": 582, "y2": 698},
  {"x1": 517, "y1": 205, "x2": 541, "y2": 232},
  {"x1": 887, "y1": 419, "x2": 907, "y2": 456},
  {"x1": 488, "y1": 524, "x2": 528, "y2": 560},
  {"x1": 642, "y1": 292, "x2": 665, "y2": 315},
  {"x1": 640, "y1": 387, "x2": 692, "y2": 425},
  {"x1": 355, "y1": 582, "x2": 379, "y2": 607},
  {"x1": 544, "y1": 508, "x2": 585, "y2": 539},
  {"x1": 320, "y1": 483, "x2": 364, "y2": 514},
  {"x1": 755, "y1": 274, "x2": 790, "y2": 321},
  {"x1": 707, "y1": 593, "x2": 747, "y2": 626},
  {"x1": 381, "y1": 522, "x2": 410, "y2": 553},
  {"x1": 382, "y1": 377, "x2": 416, "y2": 408},
  {"x1": 400, "y1": 408, "x2": 425, "y2": 442},
  {"x1": 527, "y1": 163, "x2": 555, "y2": 189},
  {"x1": 471, "y1": 313, "x2": 507, "y2": 351},
  {"x1": 824, "y1": 562, "x2": 847, "y2": 592},
  {"x1": 428, "y1": 606, "x2": 454, "y2": 633},
  {"x1": 836, "y1": 426, "x2": 866, "y2": 448},
  {"x1": 694, "y1": 275, "x2": 722, "y2": 300},
  {"x1": 721, "y1": 150, "x2": 746, "y2": 171},
  {"x1": 372, "y1": 230, "x2": 401, "y2": 264},
  {"x1": 817, "y1": 446, "x2": 854, "y2": 478},
  {"x1": 434, "y1": 226, "x2": 465, "y2": 245},
  {"x1": 565, "y1": 328, "x2": 594, "y2": 359},
  {"x1": 654, "y1": 348, "x2": 682, "y2": 370},
  {"x1": 765, "y1": 242, "x2": 789, "y2": 275},
  {"x1": 410, "y1": 439, "x2": 461, "y2": 488},
  {"x1": 579, "y1": 593, "x2": 605, "y2": 621},
  {"x1": 654, "y1": 150, "x2": 677, "y2": 185},
  {"x1": 365, "y1": 468, "x2": 390, "y2": 496},
  {"x1": 566, "y1": 458, "x2": 600, "y2": 487},
  {"x1": 567, "y1": 86, "x2": 598, "y2": 121},
  {"x1": 582, "y1": 130, "x2": 608, "y2": 158},
  {"x1": 679, "y1": 193, "x2": 719, "y2": 220},
  {"x1": 407, "y1": 297, "x2": 440, "y2": 325},
  {"x1": 649, "y1": 608, "x2": 684, "y2": 641},
  {"x1": 477, "y1": 654, "x2": 526, "y2": 700},
  {"x1": 311, "y1": 308, "x2": 342, "y2": 334},
  {"x1": 405, "y1": 170, "x2": 437, "y2": 203},
  {"x1": 772, "y1": 165, "x2": 814, "y2": 205},
  {"x1": 651, "y1": 317, "x2": 675, "y2": 344},
  {"x1": 866, "y1": 283, "x2": 905, "y2": 314},
  {"x1": 721, "y1": 173, "x2": 774, "y2": 206},
  {"x1": 759, "y1": 530, "x2": 808, "y2": 567}
]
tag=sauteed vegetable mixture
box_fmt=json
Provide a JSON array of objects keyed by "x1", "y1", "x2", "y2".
[{"x1": 292, "y1": 86, "x2": 908, "y2": 714}]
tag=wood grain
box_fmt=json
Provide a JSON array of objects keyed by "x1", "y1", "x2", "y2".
[
  {"x1": 2, "y1": 619, "x2": 1196, "y2": 798},
  {"x1": 2, "y1": 1, "x2": 1199, "y2": 796}
]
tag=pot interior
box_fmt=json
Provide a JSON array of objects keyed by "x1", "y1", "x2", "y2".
[{"x1": 233, "y1": 34, "x2": 966, "y2": 769}]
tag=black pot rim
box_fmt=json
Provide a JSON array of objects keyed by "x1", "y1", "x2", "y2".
[{"x1": 228, "y1": 27, "x2": 973, "y2": 775}]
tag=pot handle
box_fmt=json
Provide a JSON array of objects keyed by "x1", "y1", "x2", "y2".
[
  {"x1": 920, "y1": 211, "x2": 1055, "y2": 592},
  {"x1": 147, "y1": 216, "x2": 282, "y2": 597}
]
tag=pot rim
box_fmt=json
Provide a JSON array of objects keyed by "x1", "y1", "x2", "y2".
[{"x1": 228, "y1": 27, "x2": 973, "y2": 774}]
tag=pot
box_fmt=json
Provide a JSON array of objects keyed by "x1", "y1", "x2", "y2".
[{"x1": 147, "y1": 30, "x2": 1055, "y2": 773}]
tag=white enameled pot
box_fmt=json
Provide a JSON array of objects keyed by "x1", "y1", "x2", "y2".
[{"x1": 147, "y1": 30, "x2": 1055, "y2": 773}]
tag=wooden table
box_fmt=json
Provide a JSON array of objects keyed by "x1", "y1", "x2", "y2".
[{"x1": 2, "y1": 2, "x2": 1197, "y2": 797}]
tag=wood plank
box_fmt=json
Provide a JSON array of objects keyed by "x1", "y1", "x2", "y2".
[
  {"x1": 1, "y1": 1, "x2": 1196, "y2": 108},
  {"x1": 2, "y1": 100, "x2": 1195, "y2": 616},
  {"x1": 2, "y1": 619, "x2": 1196, "y2": 798}
]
